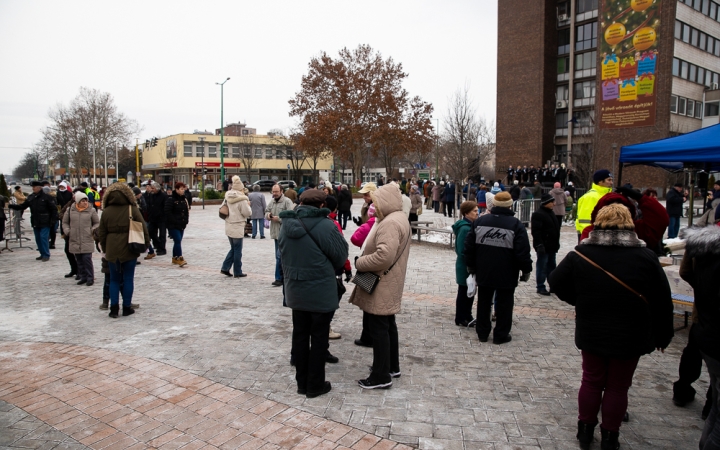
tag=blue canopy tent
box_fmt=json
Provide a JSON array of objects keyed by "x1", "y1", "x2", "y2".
[{"x1": 618, "y1": 123, "x2": 720, "y2": 224}]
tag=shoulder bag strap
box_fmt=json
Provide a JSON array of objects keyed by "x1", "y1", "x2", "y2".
[
  {"x1": 573, "y1": 250, "x2": 648, "y2": 304},
  {"x1": 381, "y1": 231, "x2": 411, "y2": 277}
]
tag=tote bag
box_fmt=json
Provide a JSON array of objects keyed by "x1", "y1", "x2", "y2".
[{"x1": 128, "y1": 205, "x2": 147, "y2": 253}]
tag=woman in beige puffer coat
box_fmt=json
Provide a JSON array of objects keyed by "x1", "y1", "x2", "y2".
[
  {"x1": 350, "y1": 184, "x2": 411, "y2": 390},
  {"x1": 63, "y1": 191, "x2": 100, "y2": 286},
  {"x1": 221, "y1": 176, "x2": 252, "y2": 277}
]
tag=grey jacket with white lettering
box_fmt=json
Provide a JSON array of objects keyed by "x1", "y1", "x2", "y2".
[{"x1": 464, "y1": 207, "x2": 533, "y2": 289}]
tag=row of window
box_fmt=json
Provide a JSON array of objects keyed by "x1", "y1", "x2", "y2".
[
  {"x1": 670, "y1": 95, "x2": 704, "y2": 118},
  {"x1": 678, "y1": 0, "x2": 720, "y2": 23},
  {"x1": 555, "y1": 110, "x2": 595, "y2": 136},
  {"x1": 672, "y1": 57, "x2": 720, "y2": 87},
  {"x1": 558, "y1": 23, "x2": 598, "y2": 54},
  {"x1": 182, "y1": 143, "x2": 299, "y2": 159},
  {"x1": 557, "y1": 51, "x2": 598, "y2": 81},
  {"x1": 557, "y1": 0, "x2": 598, "y2": 18},
  {"x1": 674, "y1": 20, "x2": 720, "y2": 57}
]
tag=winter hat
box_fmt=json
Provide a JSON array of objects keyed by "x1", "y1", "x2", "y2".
[
  {"x1": 132, "y1": 187, "x2": 142, "y2": 196},
  {"x1": 568, "y1": 181, "x2": 573, "y2": 186},
  {"x1": 80, "y1": 182, "x2": 88, "y2": 188},
  {"x1": 513, "y1": 180, "x2": 519, "y2": 185},
  {"x1": 300, "y1": 188, "x2": 326, "y2": 204},
  {"x1": 554, "y1": 182, "x2": 561, "y2": 188},
  {"x1": 594, "y1": 203, "x2": 634, "y2": 230},
  {"x1": 368, "y1": 203, "x2": 376, "y2": 218},
  {"x1": 565, "y1": 191, "x2": 571, "y2": 196},
  {"x1": 358, "y1": 182, "x2": 377, "y2": 194},
  {"x1": 58, "y1": 181, "x2": 69, "y2": 190},
  {"x1": 324, "y1": 195, "x2": 337, "y2": 212},
  {"x1": 232, "y1": 175, "x2": 244, "y2": 191},
  {"x1": 493, "y1": 192, "x2": 513, "y2": 208},
  {"x1": 493, "y1": 182, "x2": 499, "y2": 187},
  {"x1": 541, "y1": 193, "x2": 555, "y2": 205},
  {"x1": 440, "y1": 181, "x2": 445, "y2": 186},
  {"x1": 592, "y1": 169, "x2": 612, "y2": 184},
  {"x1": 74, "y1": 191, "x2": 88, "y2": 202},
  {"x1": 485, "y1": 192, "x2": 495, "y2": 210}
]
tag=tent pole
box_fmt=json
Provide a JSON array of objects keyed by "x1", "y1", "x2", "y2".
[{"x1": 617, "y1": 163, "x2": 623, "y2": 187}]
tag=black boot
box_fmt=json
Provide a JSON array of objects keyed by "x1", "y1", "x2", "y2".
[
  {"x1": 122, "y1": 307, "x2": 135, "y2": 316},
  {"x1": 577, "y1": 421, "x2": 596, "y2": 449},
  {"x1": 600, "y1": 427, "x2": 620, "y2": 450},
  {"x1": 109, "y1": 305, "x2": 119, "y2": 318}
]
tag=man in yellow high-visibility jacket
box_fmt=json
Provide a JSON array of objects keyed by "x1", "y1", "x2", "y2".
[{"x1": 575, "y1": 169, "x2": 613, "y2": 243}]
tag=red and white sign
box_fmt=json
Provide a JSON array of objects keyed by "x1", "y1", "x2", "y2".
[{"x1": 194, "y1": 162, "x2": 242, "y2": 168}]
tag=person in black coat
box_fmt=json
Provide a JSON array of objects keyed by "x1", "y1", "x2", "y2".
[
  {"x1": 337, "y1": 185, "x2": 353, "y2": 230},
  {"x1": 464, "y1": 191, "x2": 533, "y2": 344},
  {"x1": 530, "y1": 194, "x2": 560, "y2": 295},
  {"x1": 164, "y1": 182, "x2": 190, "y2": 266},
  {"x1": 143, "y1": 182, "x2": 168, "y2": 256},
  {"x1": 549, "y1": 203, "x2": 673, "y2": 449},
  {"x1": 665, "y1": 183, "x2": 686, "y2": 238},
  {"x1": 9, "y1": 181, "x2": 57, "y2": 261},
  {"x1": 678, "y1": 226, "x2": 720, "y2": 446}
]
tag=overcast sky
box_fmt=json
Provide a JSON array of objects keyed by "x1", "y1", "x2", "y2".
[{"x1": 0, "y1": 0, "x2": 497, "y2": 176}]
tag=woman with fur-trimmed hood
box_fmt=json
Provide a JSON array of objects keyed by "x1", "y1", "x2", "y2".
[
  {"x1": 97, "y1": 182, "x2": 150, "y2": 318},
  {"x1": 349, "y1": 184, "x2": 411, "y2": 390},
  {"x1": 220, "y1": 176, "x2": 252, "y2": 277}
]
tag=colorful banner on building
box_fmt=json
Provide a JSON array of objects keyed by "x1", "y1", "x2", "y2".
[{"x1": 599, "y1": 0, "x2": 661, "y2": 129}]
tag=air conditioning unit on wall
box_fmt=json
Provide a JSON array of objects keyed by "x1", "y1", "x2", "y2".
[
  {"x1": 558, "y1": 14, "x2": 568, "y2": 21},
  {"x1": 557, "y1": 100, "x2": 568, "y2": 108},
  {"x1": 713, "y1": 83, "x2": 719, "y2": 90}
]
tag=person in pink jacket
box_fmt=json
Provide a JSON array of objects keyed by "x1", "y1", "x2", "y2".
[{"x1": 351, "y1": 204, "x2": 377, "y2": 247}]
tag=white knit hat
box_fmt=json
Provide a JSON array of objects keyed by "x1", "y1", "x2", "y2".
[{"x1": 74, "y1": 191, "x2": 88, "y2": 203}]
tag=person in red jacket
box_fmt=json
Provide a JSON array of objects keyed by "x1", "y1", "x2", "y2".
[{"x1": 580, "y1": 187, "x2": 669, "y2": 254}]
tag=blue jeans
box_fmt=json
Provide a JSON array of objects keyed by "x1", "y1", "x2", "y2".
[
  {"x1": 221, "y1": 237, "x2": 244, "y2": 276},
  {"x1": 274, "y1": 239, "x2": 283, "y2": 281},
  {"x1": 251, "y1": 219, "x2": 264, "y2": 237},
  {"x1": 535, "y1": 252, "x2": 557, "y2": 290},
  {"x1": 168, "y1": 228, "x2": 184, "y2": 257},
  {"x1": 668, "y1": 215, "x2": 681, "y2": 239},
  {"x1": 108, "y1": 259, "x2": 136, "y2": 307},
  {"x1": 33, "y1": 227, "x2": 50, "y2": 258}
]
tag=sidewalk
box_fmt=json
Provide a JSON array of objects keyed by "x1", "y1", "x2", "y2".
[{"x1": 0, "y1": 194, "x2": 708, "y2": 449}]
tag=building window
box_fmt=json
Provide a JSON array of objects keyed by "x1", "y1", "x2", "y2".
[
  {"x1": 576, "y1": 0, "x2": 598, "y2": 13},
  {"x1": 208, "y1": 144, "x2": 217, "y2": 157},
  {"x1": 703, "y1": 0, "x2": 711, "y2": 14},
  {"x1": 255, "y1": 147, "x2": 263, "y2": 158},
  {"x1": 673, "y1": 58, "x2": 680, "y2": 76},
  {"x1": 183, "y1": 143, "x2": 192, "y2": 157},
  {"x1": 574, "y1": 80, "x2": 596, "y2": 107},
  {"x1": 195, "y1": 143, "x2": 204, "y2": 157},
  {"x1": 221, "y1": 145, "x2": 228, "y2": 158},
  {"x1": 557, "y1": 85, "x2": 569, "y2": 102},
  {"x1": 575, "y1": 51, "x2": 597, "y2": 78},
  {"x1": 670, "y1": 95, "x2": 678, "y2": 114},
  {"x1": 572, "y1": 110, "x2": 595, "y2": 135},
  {"x1": 712, "y1": 2, "x2": 718, "y2": 21},
  {"x1": 690, "y1": 64, "x2": 697, "y2": 82},
  {"x1": 678, "y1": 97, "x2": 687, "y2": 115},
  {"x1": 231, "y1": 145, "x2": 240, "y2": 158},
  {"x1": 681, "y1": 60, "x2": 689, "y2": 78},
  {"x1": 706, "y1": 102, "x2": 720, "y2": 116},
  {"x1": 576, "y1": 22, "x2": 597, "y2": 51},
  {"x1": 243, "y1": 146, "x2": 251, "y2": 157},
  {"x1": 688, "y1": 100, "x2": 695, "y2": 117},
  {"x1": 265, "y1": 148, "x2": 273, "y2": 159},
  {"x1": 558, "y1": 29, "x2": 570, "y2": 54},
  {"x1": 696, "y1": 102, "x2": 703, "y2": 118},
  {"x1": 556, "y1": 112, "x2": 569, "y2": 136}
]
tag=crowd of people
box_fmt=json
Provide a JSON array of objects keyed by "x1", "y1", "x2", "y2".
[{"x1": 3, "y1": 170, "x2": 720, "y2": 449}]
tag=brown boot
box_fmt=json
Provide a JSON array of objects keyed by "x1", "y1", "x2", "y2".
[
  {"x1": 99, "y1": 299, "x2": 109, "y2": 310},
  {"x1": 172, "y1": 256, "x2": 179, "y2": 265},
  {"x1": 176, "y1": 256, "x2": 187, "y2": 267},
  {"x1": 144, "y1": 253, "x2": 155, "y2": 260}
]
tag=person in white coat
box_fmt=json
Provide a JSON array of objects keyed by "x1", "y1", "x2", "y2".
[{"x1": 221, "y1": 176, "x2": 252, "y2": 278}]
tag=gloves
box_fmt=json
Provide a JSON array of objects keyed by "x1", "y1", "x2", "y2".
[
  {"x1": 344, "y1": 269, "x2": 352, "y2": 282},
  {"x1": 536, "y1": 244, "x2": 546, "y2": 255},
  {"x1": 616, "y1": 186, "x2": 642, "y2": 201},
  {"x1": 352, "y1": 216, "x2": 362, "y2": 226},
  {"x1": 519, "y1": 272, "x2": 531, "y2": 282}
]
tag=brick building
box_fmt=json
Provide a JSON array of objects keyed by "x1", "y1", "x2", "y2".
[{"x1": 497, "y1": 0, "x2": 720, "y2": 190}]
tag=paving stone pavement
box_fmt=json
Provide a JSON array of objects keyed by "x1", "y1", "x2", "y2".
[{"x1": 0, "y1": 193, "x2": 710, "y2": 449}]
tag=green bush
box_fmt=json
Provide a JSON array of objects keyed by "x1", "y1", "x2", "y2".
[{"x1": 198, "y1": 188, "x2": 225, "y2": 200}]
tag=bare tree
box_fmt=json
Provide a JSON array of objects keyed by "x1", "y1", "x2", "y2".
[
  {"x1": 238, "y1": 134, "x2": 258, "y2": 181},
  {"x1": 268, "y1": 128, "x2": 307, "y2": 183},
  {"x1": 42, "y1": 87, "x2": 141, "y2": 184}
]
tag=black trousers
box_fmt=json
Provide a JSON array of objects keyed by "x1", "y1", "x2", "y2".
[
  {"x1": 444, "y1": 201, "x2": 455, "y2": 217},
  {"x1": 339, "y1": 210, "x2": 351, "y2": 230},
  {"x1": 476, "y1": 286, "x2": 515, "y2": 341},
  {"x1": 455, "y1": 284, "x2": 475, "y2": 324},
  {"x1": 64, "y1": 237, "x2": 78, "y2": 275},
  {"x1": 409, "y1": 213, "x2": 418, "y2": 234},
  {"x1": 366, "y1": 313, "x2": 399, "y2": 383},
  {"x1": 675, "y1": 323, "x2": 713, "y2": 404},
  {"x1": 74, "y1": 253, "x2": 94, "y2": 282},
  {"x1": 147, "y1": 221, "x2": 166, "y2": 252},
  {"x1": 360, "y1": 311, "x2": 374, "y2": 345},
  {"x1": 292, "y1": 309, "x2": 333, "y2": 393}
]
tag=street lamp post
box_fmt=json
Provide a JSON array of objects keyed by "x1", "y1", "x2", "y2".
[
  {"x1": 199, "y1": 136, "x2": 206, "y2": 210},
  {"x1": 216, "y1": 77, "x2": 230, "y2": 185}
]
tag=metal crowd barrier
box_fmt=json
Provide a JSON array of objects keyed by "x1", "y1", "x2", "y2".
[{"x1": 513, "y1": 199, "x2": 540, "y2": 226}]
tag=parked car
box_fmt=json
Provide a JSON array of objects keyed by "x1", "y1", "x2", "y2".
[
  {"x1": 277, "y1": 180, "x2": 297, "y2": 190},
  {"x1": 252, "y1": 180, "x2": 277, "y2": 191}
]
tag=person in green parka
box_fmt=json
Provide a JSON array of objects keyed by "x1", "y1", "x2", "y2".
[{"x1": 452, "y1": 201, "x2": 479, "y2": 326}]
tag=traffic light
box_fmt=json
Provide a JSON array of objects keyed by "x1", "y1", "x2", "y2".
[
  {"x1": 151, "y1": 137, "x2": 158, "y2": 147},
  {"x1": 145, "y1": 139, "x2": 151, "y2": 149}
]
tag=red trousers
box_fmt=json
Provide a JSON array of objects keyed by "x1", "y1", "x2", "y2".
[{"x1": 578, "y1": 350, "x2": 640, "y2": 432}]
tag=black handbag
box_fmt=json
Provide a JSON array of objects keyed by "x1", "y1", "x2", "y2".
[{"x1": 351, "y1": 231, "x2": 411, "y2": 295}]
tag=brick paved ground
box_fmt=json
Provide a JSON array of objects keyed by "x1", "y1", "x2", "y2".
[{"x1": 0, "y1": 193, "x2": 709, "y2": 449}]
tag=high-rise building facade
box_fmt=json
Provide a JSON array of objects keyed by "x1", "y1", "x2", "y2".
[{"x1": 497, "y1": 0, "x2": 720, "y2": 189}]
